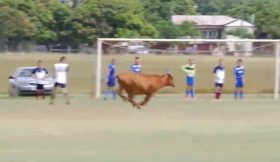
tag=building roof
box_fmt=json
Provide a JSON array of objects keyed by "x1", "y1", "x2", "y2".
[{"x1": 172, "y1": 15, "x2": 255, "y2": 27}]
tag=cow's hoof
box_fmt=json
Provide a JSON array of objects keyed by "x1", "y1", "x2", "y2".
[
  {"x1": 140, "y1": 103, "x2": 146, "y2": 106},
  {"x1": 135, "y1": 104, "x2": 141, "y2": 109}
]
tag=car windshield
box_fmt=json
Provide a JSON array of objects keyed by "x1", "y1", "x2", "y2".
[{"x1": 18, "y1": 69, "x2": 33, "y2": 78}]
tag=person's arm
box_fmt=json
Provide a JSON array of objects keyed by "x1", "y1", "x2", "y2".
[
  {"x1": 43, "y1": 68, "x2": 48, "y2": 79},
  {"x1": 139, "y1": 64, "x2": 142, "y2": 73},
  {"x1": 181, "y1": 65, "x2": 189, "y2": 73},
  {"x1": 52, "y1": 66, "x2": 56, "y2": 79},
  {"x1": 66, "y1": 65, "x2": 69, "y2": 73},
  {"x1": 32, "y1": 68, "x2": 37, "y2": 79}
]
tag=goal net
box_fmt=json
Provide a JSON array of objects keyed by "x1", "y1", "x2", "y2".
[{"x1": 95, "y1": 38, "x2": 280, "y2": 100}]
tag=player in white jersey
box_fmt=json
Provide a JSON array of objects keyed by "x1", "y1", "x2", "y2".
[
  {"x1": 213, "y1": 59, "x2": 225, "y2": 100},
  {"x1": 50, "y1": 56, "x2": 70, "y2": 105},
  {"x1": 32, "y1": 60, "x2": 48, "y2": 99}
]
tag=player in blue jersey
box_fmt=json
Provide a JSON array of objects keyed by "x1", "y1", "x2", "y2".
[
  {"x1": 104, "y1": 58, "x2": 117, "y2": 100},
  {"x1": 130, "y1": 56, "x2": 141, "y2": 73},
  {"x1": 32, "y1": 60, "x2": 48, "y2": 99},
  {"x1": 233, "y1": 59, "x2": 245, "y2": 100}
]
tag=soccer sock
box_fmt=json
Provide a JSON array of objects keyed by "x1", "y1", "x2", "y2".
[
  {"x1": 104, "y1": 90, "x2": 110, "y2": 99},
  {"x1": 112, "y1": 90, "x2": 116, "y2": 100},
  {"x1": 41, "y1": 91, "x2": 45, "y2": 99},
  {"x1": 35, "y1": 91, "x2": 39, "y2": 99},
  {"x1": 217, "y1": 92, "x2": 221, "y2": 99},
  {"x1": 190, "y1": 89, "x2": 194, "y2": 98},
  {"x1": 240, "y1": 91, "x2": 244, "y2": 99},
  {"x1": 215, "y1": 91, "x2": 221, "y2": 99},
  {"x1": 234, "y1": 91, "x2": 238, "y2": 99},
  {"x1": 185, "y1": 90, "x2": 189, "y2": 97}
]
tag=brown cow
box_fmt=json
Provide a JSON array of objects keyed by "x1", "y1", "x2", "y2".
[{"x1": 116, "y1": 72, "x2": 175, "y2": 109}]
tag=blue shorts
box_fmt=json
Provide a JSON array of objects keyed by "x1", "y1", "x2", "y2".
[
  {"x1": 186, "y1": 76, "x2": 195, "y2": 86},
  {"x1": 236, "y1": 79, "x2": 244, "y2": 88},
  {"x1": 107, "y1": 77, "x2": 116, "y2": 87}
]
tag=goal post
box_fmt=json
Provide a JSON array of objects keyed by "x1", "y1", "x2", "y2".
[
  {"x1": 96, "y1": 38, "x2": 280, "y2": 100},
  {"x1": 274, "y1": 41, "x2": 280, "y2": 100}
]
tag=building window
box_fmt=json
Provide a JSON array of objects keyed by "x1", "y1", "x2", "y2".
[{"x1": 209, "y1": 30, "x2": 218, "y2": 39}]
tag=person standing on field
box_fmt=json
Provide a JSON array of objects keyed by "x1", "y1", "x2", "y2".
[
  {"x1": 49, "y1": 56, "x2": 70, "y2": 105},
  {"x1": 233, "y1": 59, "x2": 245, "y2": 100},
  {"x1": 32, "y1": 60, "x2": 48, "y2": 99},
  {"x1": 213, "y1": 59, "x2": 225, "y2": 100},
  {"x1": 103, "y1": 58, "x2": 117, "y2": 100},
  {"x1": 130, "y1": 56, "x2": 141, "y2": 73},
  {"x1": 181, "y1": 59, "x2": 196, "y2": 98}
]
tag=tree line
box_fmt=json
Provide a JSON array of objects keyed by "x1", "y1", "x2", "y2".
[{"x1": 0, "y1": 0, "x2": 279, "y2": 51}]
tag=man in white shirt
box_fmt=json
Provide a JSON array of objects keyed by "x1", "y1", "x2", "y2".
[
  {"x1": 213, "y1": 59, "x2": 225, "y2": 100},
  {"x1": 50, "y1": 56, "x2": 70, "y2": 105},
  {"x1": 32, "y1": 60, "x2": 48, "y2": 99}
]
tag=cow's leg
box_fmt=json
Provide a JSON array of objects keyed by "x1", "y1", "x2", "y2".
[
  {"x1": 127, "y1": 93, "x2": 140, "y2": 109},
  {"x1": 117, "y1": 86, "x2": 127, "y2": 101},
  {"x1": 139, "y1": 93, "x2": 153, "y2": 106}
]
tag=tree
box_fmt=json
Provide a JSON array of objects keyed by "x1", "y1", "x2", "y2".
[
  {"x1": 0, "y1": 0, "x2": 74, "y2": 50},
  {"x1": 142, "y1": 0, "x2": 198, "y2": 38},
  {"x1": 194, "y1": 0, "x2": 280, "y2": 39},
  {"x1": 227, "y1": 29, "x2": 255, "y2": 39},
  {"x1": 70, "y1": 0, "x2": 158, "y2": 45},
  {"x1": 226, "y1": 0, "x2": 280, "y2": 38},
  {"x1": 0, "y1": 6, "x2": 35, "y2": 51}
]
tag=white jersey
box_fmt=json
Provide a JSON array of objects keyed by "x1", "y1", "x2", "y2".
[
  {"x1": 54, "y1": 63, "x2": 68, "y2": 84},
  {"x1": 213, "y1": 66, "x2": 225, "y2": 84}
]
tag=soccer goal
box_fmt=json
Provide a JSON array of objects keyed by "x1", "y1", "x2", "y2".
[{"x1": 95, "y1": 38, "x2": 280, "y2": 100}]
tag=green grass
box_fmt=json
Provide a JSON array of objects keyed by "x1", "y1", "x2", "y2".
[
  {"x1": 0, "y1": 95, "x2": 280, "y2": 162},
  {"x1": 0, "y1": 53, "x2": 276, "y2": 94}
]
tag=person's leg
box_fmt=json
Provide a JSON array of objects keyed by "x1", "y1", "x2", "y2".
[
  {"x1": 185, "y1": 83, "x2": 189, "y2": 98},
  {"x1": 185, "y1": 86, "x2": 190, "y2": 97},
  {"x1": 234, "y1": 87, "x2": 238, "y2": 99},
  {"x1": 189, "y1": 77, "x2": 195, "y2": 98},
  {"x1": 215, "y1": 84, "x2": 222, "y2": 99},
  {"x1": 35, "y1": 85, "x2": 39, "y2": 99},
  {"x1": 111, "y1": 87, "x2": 117, "y2": 100},
  {"x1": 40, "y1": 84, "x2": 45, "y2": 99},
  {"x1": 50, "y1": 83, "x2": 57, "y2": 104},
  {"x1": 60, "y1": 84, "x2": 70, "y2": 104},
  {"x1": 110, "y1": 79, "x2": 117, "y2": 100},
  {"x1": 104, "y1": 86, "x2": 110, "y2": 100},
  {"x1": 36, "y1": 84, "x2": 44, "y2": 99},
  {"x1": 218, "y1": 86, "x2": 223, "y2": 99},
  {"x1": 239, "y1": 87, "x2": 244, "y2": 99},
  {"x1": 189, "y1": 85, "x2": 194, "y2": 98},
  {"x1": 186, "y1": 76, "x2": 191, "y2": 97}
]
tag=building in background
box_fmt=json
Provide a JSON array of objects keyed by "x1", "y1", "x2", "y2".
[{"x1": 172, "y1": 15, "x2": 255, "y2": 56}]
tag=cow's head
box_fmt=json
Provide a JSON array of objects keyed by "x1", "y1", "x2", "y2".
[{"x1": 165, "y1": 73, "x2": 175, "y2": 87}]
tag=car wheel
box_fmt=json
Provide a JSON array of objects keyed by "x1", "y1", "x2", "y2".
[{"x1": 9, "y1": 85, "x2": 19, "y2": 97}]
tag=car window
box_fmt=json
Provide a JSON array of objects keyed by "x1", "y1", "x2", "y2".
[{"x1": 18, "y1": 69, "x2": 33, "y2": 77}]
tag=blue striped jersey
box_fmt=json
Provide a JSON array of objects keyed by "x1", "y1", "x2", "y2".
[
  {"x1": 234, "y1": 66, "x2": 245, "y2": 79},
  {"x1": 131, "y1": 64, "x2": 141, "y2": 73},
  {"x1": 108, "y1": 64, "x2": 115, "y2": 78}
]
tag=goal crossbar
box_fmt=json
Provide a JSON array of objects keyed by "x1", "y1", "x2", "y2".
[{"x1": 95, "y1": 38, "x2": 280, "y2": 100}]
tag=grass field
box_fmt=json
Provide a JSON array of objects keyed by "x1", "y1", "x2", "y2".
[
  {"x1": 0, "y1": 95, "x2": 280, "y2": 162},
  {"x1": 0, "y1": 53, "x2": 276, "y2": 95}
]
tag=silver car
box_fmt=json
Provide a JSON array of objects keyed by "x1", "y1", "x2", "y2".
[{"x1": 9, "y1": 67, "x2": 54, "y2": 96}]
